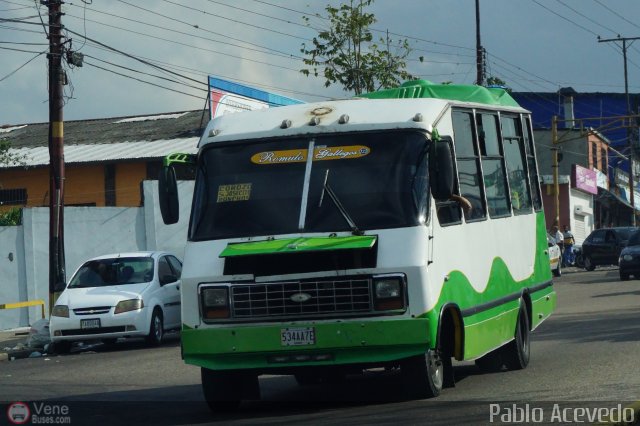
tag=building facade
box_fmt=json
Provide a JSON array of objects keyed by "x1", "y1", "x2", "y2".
[{"x1": 0, "y1": 111, "x2": 202, "y2": 212}]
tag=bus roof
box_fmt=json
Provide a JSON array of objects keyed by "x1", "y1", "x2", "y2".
[
  {"x1": 361, "y1": 79, "x2": 521, "y2": 108},
  {"x1": 199, "y1": 82, "x2": 526, "y2": 147}
]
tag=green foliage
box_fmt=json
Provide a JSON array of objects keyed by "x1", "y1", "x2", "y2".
[
  {"x1": 486, "y1": 76, "x2": 510, "y2": 91},
  {"x1": 0, "y1": 138, "x2": 27, "y2": 167},
  {"x1": 0, "y1": 207, "x2": 22, "y2": 226},
  {"x1": 300, "y1": 0, "x2": 414, "y2": 95}
]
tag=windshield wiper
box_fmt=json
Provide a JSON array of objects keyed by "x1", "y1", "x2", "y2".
[{"x1": 319, "y1": 169, "x2": 363, "y2": 236}]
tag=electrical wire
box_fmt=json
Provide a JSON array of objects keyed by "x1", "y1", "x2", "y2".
[{"x1": 0, "y1": 49, "x2": 45, "y2": 82}]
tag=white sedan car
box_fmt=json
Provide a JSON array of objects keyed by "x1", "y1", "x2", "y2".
[
  {"x1": 547, "y1": 233, "x2": 562, "y2": 277},
  {"x1": 49, "y1": 251, "x2": 182, "y2": 353}
]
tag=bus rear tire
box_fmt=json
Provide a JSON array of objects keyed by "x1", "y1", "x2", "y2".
[
  {"x1": 503, "y1": 303, "x2": 531, "y2": 370},
  {"x1": 401, "y1": 349, "x2": 443, "y2": 399},
  {"x1": 475, "y1": 349, "x2": 504, "y2": 372}
]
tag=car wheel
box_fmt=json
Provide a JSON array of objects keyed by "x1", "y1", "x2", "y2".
[
  {"x1": 502, "y1": 303, "x2": 531, "y2": 370},
  {"x1": 145, "y1": 309, "x2": 164, "y2": 346},
  {"x1": 401, "y1": 349, "x2": 443, "y2": 399},
  {"x1": 620, "y1": 271, "x2": 630, "y2": 281},
  {"x1": 584, "y1": 255, "x2": 596, "y2": 271},
  {"x1": 553, "y1": 262, "x2": 562, "y2": 277}
]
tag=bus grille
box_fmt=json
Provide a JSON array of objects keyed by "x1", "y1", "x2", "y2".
[{"x1": 231, "y1": 278, "x2": 372, "y2": 319}]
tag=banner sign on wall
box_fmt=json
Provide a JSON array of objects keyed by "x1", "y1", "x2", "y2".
[
  {"x1": 208, "y1": 76, "x2": 303, "y2": 120},
  {"x1": 571, "y1": 164, "x2": 597, "y2": 194}
]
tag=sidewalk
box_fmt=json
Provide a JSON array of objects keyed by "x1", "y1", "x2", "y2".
[{"x1": 0, "y1": 327, "x2": 46, "y2": 362}]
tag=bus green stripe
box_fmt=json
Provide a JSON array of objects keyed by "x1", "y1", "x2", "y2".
[{"x1": 182, "y1": 318, "x2": 429, "y2": 370}]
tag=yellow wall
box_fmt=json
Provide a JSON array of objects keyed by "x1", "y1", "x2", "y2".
[
  {"x1": 0, "y1": 162, "x2": 147, "y2": 211},
  {"x1": 115, "y1": 162, "x2": 146, "y2": 206},
  {"x1": 66, "y1": 165, "x2": 106, "y2": 206}
]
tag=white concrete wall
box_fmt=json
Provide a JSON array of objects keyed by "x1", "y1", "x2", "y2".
[
  {"x1": 0, "y1": 180, "x2": 194, "y2": 330},
  {"x1": 0, "y1": 225, "x2": 31, "y2": 328},
  {"x1": 569, "y1": 189, "x2": 594, "y2": 245}
]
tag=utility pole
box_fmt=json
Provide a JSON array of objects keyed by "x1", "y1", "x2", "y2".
[
  {"x1": 475, "y1": 0, "x2": 485, "y2": 86},
  {"x1": 598, "y1": 35, "x2": 640, "y2": 225},
  {"x1": 47, "y1": 0, "x2": 66, "y2": 311}
]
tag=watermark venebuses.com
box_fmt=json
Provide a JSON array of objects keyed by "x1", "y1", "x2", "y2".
[
  {"x1": 6, "y1": 402, "x2": 71, "y2": 425},
  {"x1": 489, "y1": 403, "x2": 636, "y2": 424}
]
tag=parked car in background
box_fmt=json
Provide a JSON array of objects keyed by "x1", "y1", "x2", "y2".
[
  {"x1": 581, "y1": 227, "x2": 637, "y2": 271},
  {"x1": 618, "y1": 230, "x2": 640, "y2": 280},
  {"x1": 547, "y1": 233, "x2": 562, "y2": 277},
  {"x1": 49, "y1": 251, "x2": 182, "y2": 353}
]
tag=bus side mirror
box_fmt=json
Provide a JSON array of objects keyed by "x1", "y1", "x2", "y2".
[
  {"x1": 429, "y1": 136, "x2": 454, "y2": 201},
  {"x1": 158, "y1": 166, "x2": 179, "y2": 225}
]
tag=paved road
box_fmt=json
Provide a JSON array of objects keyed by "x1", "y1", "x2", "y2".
[{"x1": 1, "y1": 268, "x2": 639, "y2": 425}]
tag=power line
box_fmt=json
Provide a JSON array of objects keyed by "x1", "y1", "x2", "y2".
[
  {"x1": 0, "y1": 47, "x2": 47, "y2": 82},
  {"x1": 62, "y1": 16, "x2": 302, "y2": 72},
  {"x1": 65, "y1": 2, "x2": 302, "y2": 60},
  {"x1": 555, "y1": 0, "x2": 618, "y2": 35},
  {"x1": 592, "y1": 0, "x2": 640, "y2": 31},
  {"x1": 118, "y1": 0, "x2": 311, "y2": 42},
  {"x1": 84, "y1": 60, "x2": 204, "y2": 100}
]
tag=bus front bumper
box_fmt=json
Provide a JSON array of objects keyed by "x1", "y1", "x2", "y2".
[{"x1": 181, "y1": 317, "x2": 430, "y2": 371}]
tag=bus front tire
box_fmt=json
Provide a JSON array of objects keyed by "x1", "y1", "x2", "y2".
[
  {"x1": 201, "y1": 368, "x2": 260, "y2": 412},
  {"x1": 502, "y1": 304, "x2": 531, "y2": 370},
  {"x1": 401, "y1": 349, "x2": 443, "y2": 399}
]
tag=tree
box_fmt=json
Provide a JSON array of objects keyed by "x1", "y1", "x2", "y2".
[
  {"x1": 0, "y1": 139, "x2": 26, "y2": 167},
  {"x1": 300, "y1": 0, "x2": 414, "y2": 95},
  {"x1": 486, "y1": 76, "x2": 509, "y2": 90}
]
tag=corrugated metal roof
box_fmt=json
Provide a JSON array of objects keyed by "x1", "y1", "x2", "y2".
[
  {"x1": 10, "y1": 138, "x2": 199, "y2": 167},
  {"x1": 1, "y1": 110, "x2": 205, "y2": 168}
]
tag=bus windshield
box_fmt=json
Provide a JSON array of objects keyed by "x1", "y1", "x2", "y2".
[{"x1": 189, "y1": 130, "x2": 429, "y2": 240}]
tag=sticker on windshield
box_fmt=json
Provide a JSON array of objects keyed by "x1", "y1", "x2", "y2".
[
  {"x1": 251, "y1": 145, "x2": 370, "y2": 164},
  {"x1": 217, "y1": 183, "x2": 252, "y2": 202}
]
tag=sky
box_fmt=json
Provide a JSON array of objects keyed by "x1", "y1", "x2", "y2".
[{"x1": 1, "y1": 0, "x2": 640, "y2": 126}]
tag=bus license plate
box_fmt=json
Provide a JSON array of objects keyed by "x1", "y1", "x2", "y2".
[
  {"x1": 281, "y1": 327, "x2": 315, "y2": 346},
  {"x1": 81, "y1": 318, "x2": 101, "y2": 329}
]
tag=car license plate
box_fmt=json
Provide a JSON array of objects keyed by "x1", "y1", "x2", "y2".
[
  {"x1": 281, "y1": 327, "x2": 315, "y2": 346},
  {"x1": 81, "y1": 318, "x2": 101, "y2": 329}
]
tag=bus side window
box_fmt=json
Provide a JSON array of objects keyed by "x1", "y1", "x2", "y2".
[
  {"x1": 477, "y1": 112, "x2": 511, "y2": 218},
  {"x1": 453, "y1": 110, "x2": 487, "y2": 221},
  {"x1": 501, "y1": 115, "x2": 532, "y2": 214}
]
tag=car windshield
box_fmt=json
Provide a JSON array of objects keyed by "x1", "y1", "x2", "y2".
[
  {"x1": 627, "y1": 231, "x2": 640, "y2": 246},
  {"x1": 189, "y1": 130, "x2": 430, "y2": 240},
  {"x1": 68, "y1": 257, "x2": 154, "y2": 288}
]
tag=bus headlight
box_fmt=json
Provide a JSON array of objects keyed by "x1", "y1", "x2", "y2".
[
  {"x1": 201, "y1": 287, "x2": 230, "y2": 319},
  {"x1": 373, "y1": 275, "x2": 405, "y2": 311}
]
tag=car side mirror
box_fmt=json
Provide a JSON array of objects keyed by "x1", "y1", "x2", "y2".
[
  {"x1": 160, "y1": 274, "x2": 178, "y2": 285},
  {"x1": 158, "y1": 166, "x2": 179, "y2": 225},
  {"x1": 429, "y1": 136, "x2": 454, "y2": 201}
]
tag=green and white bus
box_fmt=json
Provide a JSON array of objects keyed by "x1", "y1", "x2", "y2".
[{"x1": 159, "y1": 80, "x2": 556, "y2": 410}]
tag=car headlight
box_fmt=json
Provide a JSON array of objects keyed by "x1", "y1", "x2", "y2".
[
  {"x1": 373, "y1": 276, "x2": 405, "y2": 311},
  {"x1": 623, "y1": 254, "x2": 633, "y2": 261},
  {"x1": 200, "y1": 287, "x2": 229, "y2": 319},
  {"x1": 51, "y1": 305, "x2": 69, "y2": 318},
  {"x1": 114, "y1": 299, "x2": 144, "y2": 314}
]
